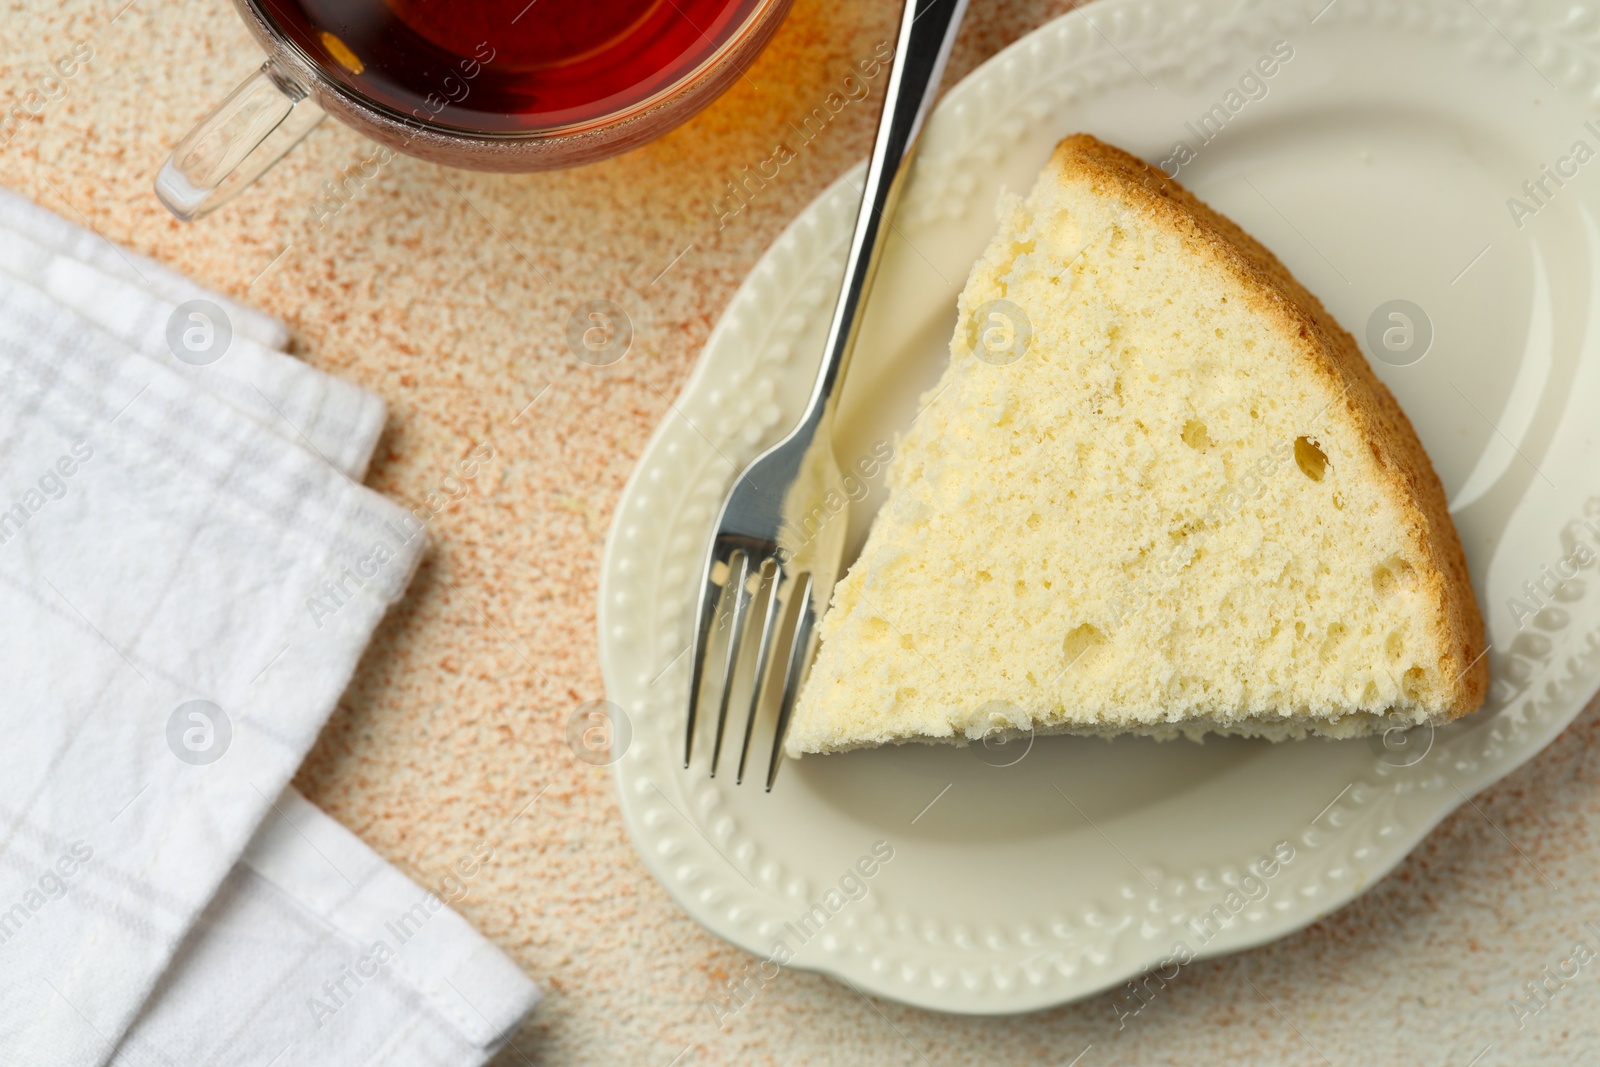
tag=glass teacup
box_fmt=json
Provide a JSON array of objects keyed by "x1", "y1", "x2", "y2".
[{"x1": 157, "y1": 0, "x2": 792, "y2": 220}]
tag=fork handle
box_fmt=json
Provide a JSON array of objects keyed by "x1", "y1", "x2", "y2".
[{"x1": 799, "y1": 0, "x2": 970, "y2": 429}]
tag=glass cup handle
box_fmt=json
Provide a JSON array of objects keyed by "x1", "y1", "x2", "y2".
[{"x1": 155, "y1": 58, "x2": 326, "y2": 221}]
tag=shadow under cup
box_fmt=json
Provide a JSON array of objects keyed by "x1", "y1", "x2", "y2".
[{"x1": 156, "y1": 0, "x2": 792, "y2": 219}]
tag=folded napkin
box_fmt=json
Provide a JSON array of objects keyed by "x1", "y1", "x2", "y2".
[
  {"x1": 0, "y1": 189, "x2": 539, "y2": 1067},
  {"x1": 0, "y1": 188, "x2": 289, "y2": 351},
  {"x1": 114, "y1": 790, "x2": 538, "y2": 1067}
]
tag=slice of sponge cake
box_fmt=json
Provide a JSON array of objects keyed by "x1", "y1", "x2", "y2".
[{"x1": 786, "y1": 133, "x2": 1486, "y2": 755}]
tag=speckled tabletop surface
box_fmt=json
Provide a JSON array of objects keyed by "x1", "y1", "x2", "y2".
[{"x1": 5, "y1": 0, "x2": 1600, "y2": 1063}]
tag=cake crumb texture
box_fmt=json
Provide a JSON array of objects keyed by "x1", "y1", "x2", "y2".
[{"x1": 789, "y1": 134, "x2": 1486, "y2": 755}]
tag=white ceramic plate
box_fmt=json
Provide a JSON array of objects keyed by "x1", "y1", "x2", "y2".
[{"x1": 599, "y1": 0, "x2": 1600, "y2": 1013}]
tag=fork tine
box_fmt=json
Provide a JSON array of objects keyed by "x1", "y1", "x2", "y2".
[
  {"x1": 736, "y1": 558, "x2": 783, "y2": 784},
  {"x1": 709, "y1": 551, "x2": 753, "y2": 777},
  {"x1": 684, "y1": 543, "x2": 731, "y2": 768},
  {"x1": 766, "y1": 572, "x2": 817, "y2": 791}
]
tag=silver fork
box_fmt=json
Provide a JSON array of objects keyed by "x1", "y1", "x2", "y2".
[{"x1": 684, "y1": 0, "x2": 969, "y2": 789}]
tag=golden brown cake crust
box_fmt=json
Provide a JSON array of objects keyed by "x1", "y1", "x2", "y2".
[{"x1": 1049, "y1": 133, "x2": 1487, "y2": 717}]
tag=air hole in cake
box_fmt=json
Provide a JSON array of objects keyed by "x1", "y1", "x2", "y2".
[
  {"x1": 1181, "y1": 418, "x2": 1211, "y2": 451},
  {"x1": 1373, "y1": 556, "x2": 1416, "y2": 596},
  {"x1": 1373, "y1": 564, "x2": 1396, "y2": 596},
  {"x1": 1026, "y1": 513, "x2": 1042, "y2": 529},
  {"x1": 1319, "y1": 622, "x2": 1348, "y2": 662},
  {"x1": 1401, "y1": 666, "x2": 1427, "y2": 700},
  {"x1": 1062, "y1": 623, "x2": 1106, "y2": 667},
  {"x1": 1295, "y1": 436, "x2": 1328, "y2": 481},
  {"x1": 1385, "y1": 631, "x2": 1406, "y2": 661}
]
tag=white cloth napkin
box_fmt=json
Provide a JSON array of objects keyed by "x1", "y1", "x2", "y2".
[
  {"x1": 114, "y1": 790, "x2": 539, "y2": 1067},
  {"x1": 0, "y1": 188, "x2": 289, "y2": 351},
  {"x1": 0, "y1": 189, "x2": 540, "y2": 1067}
]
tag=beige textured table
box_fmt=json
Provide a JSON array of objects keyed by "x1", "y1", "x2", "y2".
[{"x1": 6, "y1": 0, "x2": 1600, "y2": 1063}]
